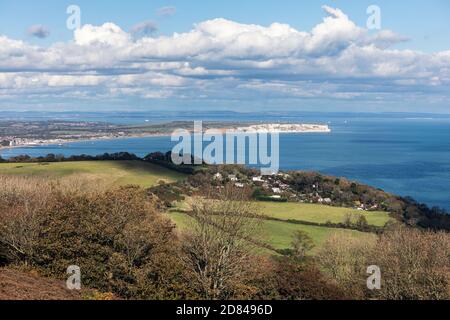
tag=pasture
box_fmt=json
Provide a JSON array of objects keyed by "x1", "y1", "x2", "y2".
[{"x1": 0, "y1": 161, "x2": 186, "y2": 187}]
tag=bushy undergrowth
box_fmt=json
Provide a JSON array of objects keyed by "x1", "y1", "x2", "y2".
[
  {"x1": 1, "y1": 175, "x2": 449, "y2": 300},
  {"x1": 317, "y1": 226, "x2": 450, "y2": 300},
  {"x1": 0, "y1": 176, "x2": 193, "y2": 299}
]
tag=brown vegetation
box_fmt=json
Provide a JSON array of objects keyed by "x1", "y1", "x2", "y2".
[
  {"x1": 180, "y1": 185, "x2": 263, "y2": 299},
  {"x1": 317, "y1": 227, "x2": 450, "y2": 300},
  {"x1": 0, "y1": 175, "x2": 193, "y2": 300},
  {"x1": 0, "y1": 267, "x2": 81, "y2": 300},
  {"x1": 1, "y1": 174, "x2": 449, "y2": 301}
]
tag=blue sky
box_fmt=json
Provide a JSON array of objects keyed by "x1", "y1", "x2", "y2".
[{"x1": 0, "y1": 0, "x2": 449, "y2": 113}]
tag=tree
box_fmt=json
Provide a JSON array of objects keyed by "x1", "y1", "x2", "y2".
[
  {"x1": 180, "y1": 184, "x2": 263, "y2": 300},
  {"x1": 265, "y1": 259, "x2": 348, "y2": 300},
  {"x1": 290, "y1": 231, "x2": 315, "y2": 261},
  {"x1": 317, "y1": 227, "x2": 450, "y2": 300},
  {"x1": 343, "y1": 213, "x2": 353, "y2": 227},
  {"x1": 355, "y1": 215, "x2": 369, "y2": 231},
  {"x1": 371, "y1": 226, "x2": 450, "y2": 300},
  {"x1": 0, "y1": 177, "x2": 192, "y2": 299},
  {"x1": 316, "y1": 233, "x2": 375, "y2": 299}
]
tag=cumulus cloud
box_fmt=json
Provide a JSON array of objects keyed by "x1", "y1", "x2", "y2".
[
  {"x1": 27, "y1": 25, "x2": 50, "y2": 39},
  {"x1": 157, "y1": 6, "x2": 176, "y2": 17},
  {"x1": 74, "y1": 23, "x2": 131, "y2": 46},
  {"x1": 1, "y1": 6, "x2": 450, "y2": 109}
]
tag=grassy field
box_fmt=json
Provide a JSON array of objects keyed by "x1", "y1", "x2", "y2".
[
  {"x1": 169, "y1": 198, "x2": 384, "y2": 254},
  {"x1": 259, "y1": 202, "x2": 392, "y2": 227},
  {"x1": 173, "y1": 198, "x2": 392, "y2": 227},
  {"x1": 259, "y1": 219, "x2": 374, "y2": 252},
  {"x1": 0, "y1": 161, "x2": 187, "y2": 188},
  {"x1": 168, "y1": 212, "x2": 375, "y2": 253}
]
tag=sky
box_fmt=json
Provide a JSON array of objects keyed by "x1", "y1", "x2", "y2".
[{"x1": 0, "y1": 0, "x2": 449, "y2": 113}]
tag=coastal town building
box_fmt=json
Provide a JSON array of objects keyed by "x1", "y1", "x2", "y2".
[{"x1": 213, "y1": 173, "x2": 223, "y2": 181}]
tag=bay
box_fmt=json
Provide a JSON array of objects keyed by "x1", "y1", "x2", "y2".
[{"x1": 1, "y1": 112, "x2": 450, "y2": 210}]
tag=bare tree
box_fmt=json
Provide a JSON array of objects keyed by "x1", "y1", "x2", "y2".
[
  {"x1": 372, "y1": 226, "x2": 450, "y2": 300},
  {"x1": 317, "y1": 227, "x2": 450, "y2": 300},
  {"x1": 181, "y1": 184, "x2": 262, "y2": 299},
  {"x1": 316, "y1": 232, "x2": 375, "y2": 299}
]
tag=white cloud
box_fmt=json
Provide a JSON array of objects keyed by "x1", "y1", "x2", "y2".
[
  {"x1": 0, "y1": 6, "x2": 449, "y2": 109},
  {"x1": 74, "y1": 23, "x2": 131, "y2": 46},
  {"x1": 321, "y1": 5, "x2": 347, "y2": 19}
]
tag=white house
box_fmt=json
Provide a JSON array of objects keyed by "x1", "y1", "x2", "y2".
[
  {"x1": 272, "y1": 188, "x2": 281, "y2": 194},
  {"x1": 252, "y1": 176, "x2": 264, "y2": 182}
]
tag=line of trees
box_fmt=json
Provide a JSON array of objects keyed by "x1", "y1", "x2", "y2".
[
  {"x1": 0, "y1": 151, "x2": 202, "y2": 174},
  {"x1": 0, "y1": 152, "x2": 140, "y2": 163}
]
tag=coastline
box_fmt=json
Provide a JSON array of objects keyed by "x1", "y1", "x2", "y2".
[
  {"x1": 0, "y1": 132, "x2": 172, "y2": 152},
  {"x1": 0, "y1": 124, "x2": 331, "y2": 153}
]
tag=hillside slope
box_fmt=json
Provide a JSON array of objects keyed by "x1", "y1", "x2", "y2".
[
  {"x1": 0, "y1": 160, "x2": 187, "y2": 187},
  {"x1": 0, "y1": 268, "x2": 81, "y2": 300}
]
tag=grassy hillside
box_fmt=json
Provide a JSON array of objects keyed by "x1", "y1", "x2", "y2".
[
  {"x1": 259, "y1": 202, "x2": 392, "y2": 227},
  {"x1": 169, "y1": 212, "x2": 375, "y2": 253},
  {"x1": 0, "y1": 161, "x2": 186, "y2": 187}
]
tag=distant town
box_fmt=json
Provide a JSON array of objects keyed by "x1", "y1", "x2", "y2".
[
  {"x1": 0, "y1": 121, "x2": 331, "y2": 149},
  {"x1": 235, "y1": 123, "x2": 331, "y2": 133}
]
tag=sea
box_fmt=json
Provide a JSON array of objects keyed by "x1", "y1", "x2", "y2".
[{"x1": 1, "y1": 111, "x2": 450, "y2": 211}]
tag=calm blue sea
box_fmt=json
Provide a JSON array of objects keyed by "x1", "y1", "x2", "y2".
[{"x1": 1, "y1": 111, "x2": 450, "y2": 211}]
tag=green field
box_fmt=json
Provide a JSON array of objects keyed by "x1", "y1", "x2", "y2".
[
  {"x1": 0, "y1": 161, "x2": 187, "y2": 187},
  {"x1": 259, "y1": 202, "x2": 392, "y2": 227},
  {"x1": 259, "y1": 219, "x2": 374, "y2": 252},
  {"x1": 173, "y1": 198, "x2": 392, "y2": 227},
  {"x1": 169, "y1": 199, "x2": 385, "y2": 253},
  {"x1": 169, "y1": 212, "x2": 375, "y2": 253}
]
